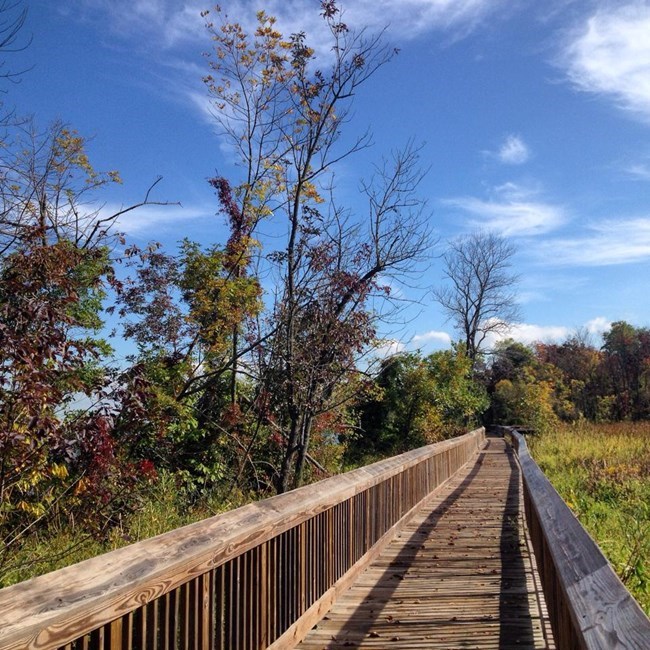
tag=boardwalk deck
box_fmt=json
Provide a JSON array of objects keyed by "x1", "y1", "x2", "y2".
[{"x1": 299, "y1": 436, "x2": 556, "y2": 649}]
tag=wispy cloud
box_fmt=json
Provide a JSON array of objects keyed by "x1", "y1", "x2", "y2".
[
  {"x1": 75, "y1": 0, "x2": 506, "y2": 52},
  {"x1": 559, "y1": 3, "x2": 650, "y2": 122},
  {"x1": 442, "y1": 182, "x2": 566, "y2": 237},
  {"x1": 537, "y1": 216, "x2": 650, "y2": 266},
  {"x1": 345, "y1": 0, "x2": 506, "y2": 39},
  {"x1": 624, "y1": 162, "x2": 650, "y2": 181},
  {"x1": 71, "y1": 0, "x2": 205, "y2": 49},
  {"x1": 494, "y1": 134, "x2": 530, "y2": 164},
  {"x1": 105, "y1": 202, "x2": 215, "y2": 235}
]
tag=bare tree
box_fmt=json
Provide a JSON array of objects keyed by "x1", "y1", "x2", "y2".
[
  {"x1": 0, "y1": 119, "x2": 173, "y2": 256},
  {"x1": 434, "y1": 231, "x2": 520, "y2": 363}
]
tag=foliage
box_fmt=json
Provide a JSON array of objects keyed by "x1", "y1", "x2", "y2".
[
  {"x1": 529, "y1": 422, "x2": 650, "y2": 615},
  {"x1": 202, "y1": 1, "x2": 431, "y2": 491},
  {"x1": 347, "y1": 347, "x2": 488, "y2": 464},
  {"x1": 487, "y1": 323, "x2": 650, "y2": 429},
  {"x1": 0, "y1": 111, "x2": 173, "y2": 579},
  {"x1": 0, "y1": 469, "x2": 251, "y2": 588}
]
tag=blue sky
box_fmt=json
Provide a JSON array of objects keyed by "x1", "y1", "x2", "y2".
[{"x1": 9, "y1": 0, "x2": 650, "y2": 357}]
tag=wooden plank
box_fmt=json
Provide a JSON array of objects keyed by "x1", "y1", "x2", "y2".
[{"x1": 299, "y1": 436, "x2": 555, "y2": 650}]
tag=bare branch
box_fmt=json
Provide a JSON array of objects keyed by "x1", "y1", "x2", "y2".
[{"x1": 434, "y1": 231, "x2": 520, "y2": 363}]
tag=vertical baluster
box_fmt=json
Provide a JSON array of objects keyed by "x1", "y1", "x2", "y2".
[
  {"x1": 131, "y1": 606, "x2": 146, "y2": 649},
  {"x1": 108, "y1": 618, "x2": 122, "y2": 650},
  {"x1": 200, "y1": 572, "x2": 212, "y2": 650},
  {"x1": 299, "y1": 522, "x2": 306, "y2": 616},
  {"x1": 146, "y1": 597, "x2": 158, "y2": 648},
  {"x1": 160, "y1": 589, "x2": 178, "y2": 650},
  {"x1": 180, "y1": 581, "x2": 191, "y2": 650},
  {"x1": 270, "y1": 537, "x2": 278, "y2": 644},
  {"x1": 214, "y1": 565, "x2": 225, "y2": 650},
  {"x1": 255, "y1": 548, "x2": 262, "y2": 649},
  {"x1": 290, "y1": 527, "x2": 297, "y2": 628},
  {"x1": 276, "y1": 533, "x2": 283, "y2": 636},
  {"x1": 247, "y1": 551, "x2": 254, "y2": 650},
  {"x1": 232, "y1": 556, "x2": 241, "y2": 650},
  {"x1": 328, "y1": 508, "x2": 334, "y2": 589}
]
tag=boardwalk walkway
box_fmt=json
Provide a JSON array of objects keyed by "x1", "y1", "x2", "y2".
[{"x1": 299, "y1": 436, "x2": 556, "y2": 649}]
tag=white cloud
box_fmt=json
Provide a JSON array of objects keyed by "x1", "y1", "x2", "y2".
[
  {"x1": 484, "y1": 321, "x2": 570, "y2": 349},
  {"x1": 373, "y1": 338, "x2": 406, "y2": 359},
  {"x1": 496, "y1": 134, "x2": 530, "y2": 164},
  {"x1": 345, "y1": 0, "x2": 504, "y2": 38},
  {"x1": 585, "y1": 316, "x2": 611, "y2": 337},
  {"x1": 73, "y1": 0, "x2": 205, "y2": 49},
  {"x1": 485, "y1": 317, "x2": 613, "y2": 349},
  {"x1": 442, "y1": 183, "x2": 566, "y2": 237},
  {"x1": 77, "y1": 0, "x2": 504, "y2": 52},
  {"x1": 560, "y1": 4, "x2": 650, "y2": 122},
  {"x1": 537, "y1": 216, "x2": 650, "y2": 266},
  {"x1": 625, "y1": 163, "x2": 650, "y2": 181},
  {"x1": 106, "y1": 202, "x2": 214, "y2": 235},
  {"x1": 411, "y1": 330, "x2": 452, "y2": 347}
]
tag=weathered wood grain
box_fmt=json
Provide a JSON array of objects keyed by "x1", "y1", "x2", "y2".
[
  {"x1": 505, "y1": 427, "x2": 650, "y2": 649},
  {"x1": 0, "y1": 429, "x2": 484, "y2": 649},
  {"x1": 298, "y1": 437, "x2": 555, "y2": 649}
]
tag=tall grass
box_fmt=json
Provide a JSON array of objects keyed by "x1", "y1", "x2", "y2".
[
  {"x1": 529, "y1": 421, "x2": 650, "y2": 615},
  {"x1": 1, "y1": 471, "x2": 251, "y2": 588}
]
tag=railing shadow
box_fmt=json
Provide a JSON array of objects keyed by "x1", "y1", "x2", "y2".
[
  {"x1": 312, "y1": 437, "x2": 543, "y2": 648},
  {"x1": 498, "y1": 442, "x2": 538, "y2": 648}
]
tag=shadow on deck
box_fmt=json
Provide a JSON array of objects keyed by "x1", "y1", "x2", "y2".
[{"x1": 299, "y1": 436, "x2": 555, "y2": 649}]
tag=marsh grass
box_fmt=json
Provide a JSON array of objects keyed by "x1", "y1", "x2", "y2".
[{"x1": 529, "y1": 421, "x2": 650, "y2": 615}]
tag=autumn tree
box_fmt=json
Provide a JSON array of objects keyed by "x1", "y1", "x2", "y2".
[
  {"x1": 202, "y1": 2, "x2": 432, "y2": 491},
  {"x1": 601, "y1": 321, "x2": 650, "y2": 420},
  {"x1": 486, "y1": 340, "x2": 560, "y2": 433},
  {"x1": 0, "y1": 121, "x2": 172, "y2": 577},
  {"x1": 113, "y1": 229, "x2": 264, "y2": 497},
  {"x1": 534, "y1": 336, "x2": 602, "y2": 420},
  {"x1": 434, "y1": 231, "x2": 520, "y2": 365}
]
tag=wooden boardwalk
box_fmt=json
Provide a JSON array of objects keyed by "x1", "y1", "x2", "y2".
[{"x1": 299, "y1": 436, "x2": 556, "y2": 649}]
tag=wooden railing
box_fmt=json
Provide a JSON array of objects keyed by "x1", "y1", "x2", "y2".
[
  {"x1": 500, "y1": 426, "x2": 650, "y2": 649},
  {"x1": 0, "y1": 428, "x2": 485, "y2": 650}
]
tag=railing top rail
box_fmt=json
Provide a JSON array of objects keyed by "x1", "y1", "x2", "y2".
[
  {"x1": 506, "y1": 427, "x2": 650, "y2": 648},
  {"x1": 0, "y1": 428, "x2": 484, "y2": 647}
]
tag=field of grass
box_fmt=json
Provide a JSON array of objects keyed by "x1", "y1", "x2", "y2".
[{"x1": 529, "y1": 421, "x2": 650, "y2": 615}]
